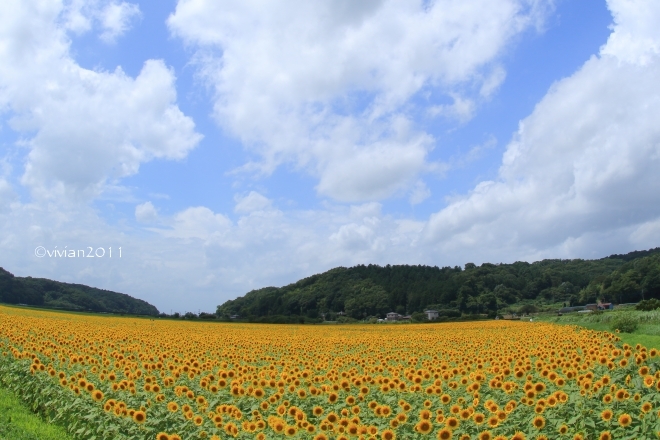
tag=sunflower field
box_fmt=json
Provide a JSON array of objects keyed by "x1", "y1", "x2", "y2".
[{"x1": 1, "y1": 305, "x2": 660, "y2": 440}]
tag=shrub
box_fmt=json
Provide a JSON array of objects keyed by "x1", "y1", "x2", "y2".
[
  {"x1": 636, "y1": 299, "x2": 660, "y2": 311},
  {"x1": 411, "y1": 312, "x2": 428, "y2": 322},
  {"x1": 518, "y1": 304, "x2": 538, "y2": 314},
  {"x1": 610, "y1": 314, "x2": 639, "y2": 333}
]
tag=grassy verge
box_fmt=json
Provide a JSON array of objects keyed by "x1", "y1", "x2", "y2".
[
  {"x1": 0, "y1": 385, "x2": 72, "y2": 440},
  {"x1": 537, "y1": 309, "x2": 660, "y2": 350}
]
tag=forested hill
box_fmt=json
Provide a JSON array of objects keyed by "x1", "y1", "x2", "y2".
[
  {"x1": 217, "y1": 248, "x2": 660, "y2": 321},
  {"x1": 0, "y1": 268, "x2": 159, "y2": 316}
]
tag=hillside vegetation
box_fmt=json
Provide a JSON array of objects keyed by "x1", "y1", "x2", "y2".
[
  {"x1": 217, "y1": 248, "x2": 660, "y2": 322},
  {"x1": 0, "y1": 268, "x2": 159, "y2": 316}
]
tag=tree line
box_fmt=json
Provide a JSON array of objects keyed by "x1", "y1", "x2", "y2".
[
  {"x1": 216, "y1": 248, "x2": 660, "y2": 322},
  {"x1": 0, "y1": 267, "x2": 159, "y2": 316}
]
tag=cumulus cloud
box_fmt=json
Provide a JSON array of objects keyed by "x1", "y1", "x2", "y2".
[
  {"x1": 409, "y1": 180, "x2": 431, "y2": 205},
  {"x1": 160, "y1": 207, "x2": 233, "y2": 241},
  {"x1": 135, "y1": 201, "x2": 158, "y2": 223},
  {"x1": 0, "y1": 179, "x2": 17, "y2": 211},
  {"x1": 168, "y1": 0, "x2": 551, "y2": 202},
  {"x1": 427, "y1": 94, "x2": 476, "y2": 123},
  {"x1": 98, "y1": 1, "x2": 141, "y2": 43},
  {"x1": 58, "y1": 0, "x2": 140, "y2": 41},
  {"x1": 0, "y1": 0, "x2": 201, "y2": 202},
  {"x1": 600, "y1": 0, "x2": 660, "y2": 65},
  {"x1": 234, "y1": 191, "x2": 273, "y2": 214},
  {"x1": 426, "y1": 0, "x2": 660, "y2": 258}
]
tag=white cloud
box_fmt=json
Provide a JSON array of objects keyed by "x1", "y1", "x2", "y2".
[
  {"x1": 135, "y1": 201, "x2": 158, "y2": 223},
  {"x1": 601, "y1": 0, "x2": 660, "y2": 65},
  {"x1": 234, "y1": 191, "x2": 272, "y2": 214},
  {"x1": 426, "y1": 0, "x2": 660, "y2": 257},
  {"x1": 168, "y1": 0, "x2": 552, "y2": 202},
  {"x1": 98, "y1": 1, "x2": 141, "y2": 43},
  {"x1": 409, "y1": 180, "x2": 431, "y2": 205},
  {"x1": 162, "y1": 206, "x2": 232, "y2": 241},
  {"x1": 58, "y1": 0, "x2": 141, "y2": 42},
  {"x1": 0, "y1": 0, "x2": 201, "y2": 202},
  {"x1": 330, "y1": 223, "x2": 377, "y2": 252},
  {"x1": 427, "y1": 94, "x2": 476, "y2": 123},
  {"x1": 0, "y1": 179, "x2": 17, "y2": 211},
  {"x1": 479, "y1": 65, "x2": 507, "y2": 98}
]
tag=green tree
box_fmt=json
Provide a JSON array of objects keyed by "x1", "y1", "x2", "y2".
[{"x1": 343, "y1": 281, "x2": 389, "y2": 319}]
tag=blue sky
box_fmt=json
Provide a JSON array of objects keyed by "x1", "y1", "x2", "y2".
[{"x1": 1, "y1": 0, "x2": 660, "y2": 314}]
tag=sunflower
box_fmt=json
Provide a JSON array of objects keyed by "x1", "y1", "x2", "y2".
[
  {"x1": 641, "y1": 402, "x2": 653, "y2": 413},
  {"x1": 532, "y1": 416, "x2": 545, "y2": 429},
  {"x1": 510, "y1": 432, "x2": 526, "y2": 440},
  {"x1": 478, "y1": 431, "x2": 492, "y2": 440},
  {"x1": 558, "y1": 424, "x2": 568, "y2": 435},
  {"x1": 381, "y1": 429, "x2": 396, "y2": 440},
  {"x1": 133, "y1": 410, "x2": 146, "y2": 424},
  {"x1": 92, "y1": 390, "x2": 104, "y2": 401},
  {"x1": 446, "y1": 416, "x2": 459, "y2": 430},
  {"x1": 437, "y1": 428, "x2": 452, "y2": 440},
  {"x1": 599, "y1": 432, "x2": 612, "y2": 440},
  {"x1": 617, "y1": 413, "x2": 632, "y2": 427},
  {"x1": 169, "y1": 435, "x2": 182, "y2": 440},
  {"x1": 416, "y1": 420, "x2": 433, "y2": 434}
]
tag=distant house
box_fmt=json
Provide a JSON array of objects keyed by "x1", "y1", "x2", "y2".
[
  {"x1": 502, "y1": 314, "x2": 520, "y2": 320},
  {"x1": 558, "y1": 306, "x2": 586, "y2": 314},
  {"x1": 337, "y1": 311, "x2": 346, "y2": 316},
  {"x1": 386, "y1": 312, "x2": 402, "y2": 321},
  {"x1": 585, "y1": 301, "x2": 615, "y2": 311},
  {"x1": 400, "y1": 315, "x2": 412, "y2": 321},
  {"x1": 229, "y1": 314, "x2": 240, "y2": 320},
  {"x1": 424, "y1": 310, "x2": 439, "y2": 320}
]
